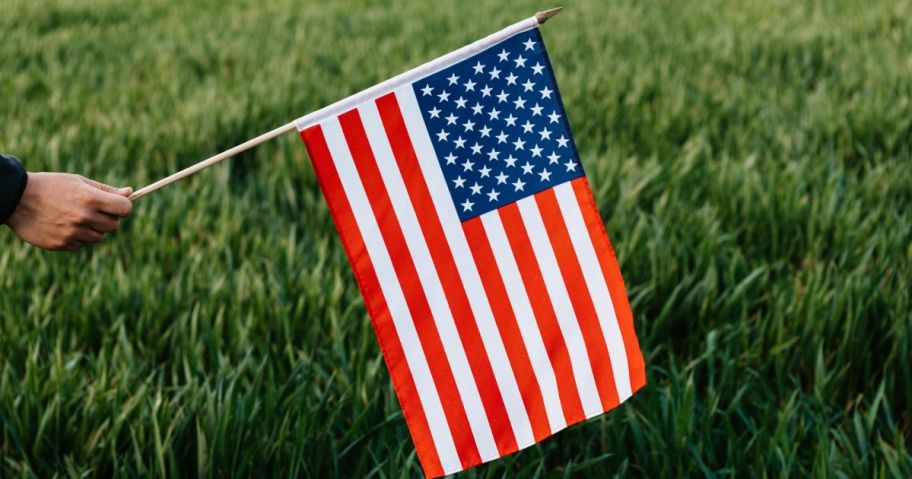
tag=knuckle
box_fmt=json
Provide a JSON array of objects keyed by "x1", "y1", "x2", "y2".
[{"x1": 80, "y1": 190, "x2": 98, "y2": 207}]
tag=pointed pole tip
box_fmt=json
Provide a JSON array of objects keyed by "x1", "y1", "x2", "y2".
[{"x1": 535, "y1": 7, "x2": 563, "y2": 24}]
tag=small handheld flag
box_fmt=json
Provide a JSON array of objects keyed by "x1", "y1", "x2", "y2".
[
  {"x1": 295, "y1": 10, "x2": 645, "y2": 478},
  {"x1": 129, "y1": 8, "x2": 646, "y2": 477}
]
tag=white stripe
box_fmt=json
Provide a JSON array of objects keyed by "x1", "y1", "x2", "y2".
[
  {"x1": 295, "y1": 17, "x2": 539, "y2": 131},
  {"x1": 321, "y1": 119, "x2": 462, "y2": 474},
  {"x1": 554, "y1": 183, "x2": 633, "y2": 401},
  {"x1": 479, "y1": 212, "x2": 568, "y2": 433},
  {"x1": 395, "y1": 87, "x2": 538, "y2": 448},
  {"x1": 516, "y1": 196, "x2": 603, "y2": 418},
  {"x1": 356, "y1": 102, "x2": 500, "y2": 461}
]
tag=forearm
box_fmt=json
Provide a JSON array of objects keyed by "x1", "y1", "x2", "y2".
[{"x1": 0, "y1": 153, "x2": 28, "y2": 224}]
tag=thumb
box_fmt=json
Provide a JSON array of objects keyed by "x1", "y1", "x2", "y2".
[
  {"x1": 81, "y1": 177, "x2": 119, "y2": 193},
  {"x1": 81, "y1": 177, "x2": 131, "y2": 196}
]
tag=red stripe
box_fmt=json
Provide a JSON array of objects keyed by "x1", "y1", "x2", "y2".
[
  {"x1": 462, "y1": 216, "x2": 553, "y2": 442},
  {"x1": 336, "y1": 110, "x2": 482, "y2": 469},
  {"x1": 571, "y1": 178, "x2": 646, "y2": 392},
  {"x1": 374, "y1": 93, "x2": 518, "y2": 456},
  {"x1": 496, "y1": 203, "x2": 586, "y2": 425},
  {"x1": 534, "y1": 188, "x2": 620, "y2": 410},
  {"x1": 300, "y1": 125, "x2": 444, "y2": 477}
]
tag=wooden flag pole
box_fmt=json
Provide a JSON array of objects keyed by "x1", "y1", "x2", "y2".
[
  {"x1": 535, "y1": 7, "x2": 562, "y2": 23},
  {"x1": 129, "y1": 121, "x2": 297, "y2": 200},
  {"x1": 129, "y1": 7, "x2": 562, "y2": 201}
]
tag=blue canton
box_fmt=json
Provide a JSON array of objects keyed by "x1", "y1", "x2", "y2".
[{"x1": 414, "y1": 29, "x2": 584, "y2": 221}]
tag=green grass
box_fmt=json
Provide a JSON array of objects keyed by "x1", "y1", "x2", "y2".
[{"x1": 1, "y1": 0, "x2": 911, "y2": 476}]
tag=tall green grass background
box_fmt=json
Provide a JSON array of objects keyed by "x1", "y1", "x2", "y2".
[{"x1": 1, "y1": 0, "x2": 910, "y2": 476}]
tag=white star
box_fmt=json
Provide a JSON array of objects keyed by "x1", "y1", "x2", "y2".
[
  {"x1": 513, "y1": 97, "x2": 526, "y2": 109},
  {"x1": 505, "y1": 155, "x2": 518, "y2": 167},
  {"x1": 421, "y1": 84, "x2": 433, "y2": 96},
  {"x1": 436, "y1": 130, "x2": 449, "y2": 141},
  {"x1": 514, "y1": 55, "x2": 527, "y2": 68},
  {"x1": 495, "y1": 172, "x2": 509, "y2": 184},
  {"x1": 530, "y1": 144, "x2": 543, "y2": 157},
  {"x1": 464, "y1": 79, "x2": 476, "y2": 91},
  {"x1": 496, "y1": 90, "x2": 509, "y2": 103},
  {"x1": 523, "y1": 38, "x2": 535, "y2": 50},
  {"x1": 539, "y1": 127, "x2": 552, "y2": 140},
  {"x1": 453, "y1": 176, "x2": 466, "y2": 188},
  {"x1": 489, "y1": 67, "x2": 501, "y2": 79},
  {"x1": 521, "y1": 121, "x2": 534, "y2": 133},
  {"x1": 513, "y1": 138, "x2": 525, "y2": 150},
  {"x1": 480, "y1": 125, "x2": 492, "y2": 138},
  {"x1": 505, "y1": 114, "x2": 518, "y2": 126},
  {"x1": 455, "y1": 97, "x2": 467, "y2": 108},
  {"x1": 496, "y1": 131, "x2": 508, "y2": 143},
  {"x1": 556, "y1": 135, "x2": 569, "y2": 148},
  {"x1": 437, "y1": 90, "x2": 450, "y2": 102},
  {"x1": 505, "y1": 73, "x2": 518, "y2": 85},
  {"x1": 531, "y1": 62, "x2": 545, "y2": 75},
  {"x1": 445, "y1": 113, "x2": 458, "y2": 125},
  {"x1": 471, "y1": 103, "x2": 484, "y2": 115},
  {"x1": 462, "y1": 119, "x2": 475, "y2": 131},
  {"x1": 488, "y1": 108, "x2": 500, "y2": 120},
  {"x1": 540, "y1": 86, "x2": 553, "y2": 99},
  {"x1": 473, "y1": 61, "x2": 485, "y2": 74},
  {"x1": 454, "y1": 136, "x2": 466, "y2": 148},
  {"x1": 462, "y1": 158, "x2": 474, "y2": 171},
  {"x1": 447, "y1": 73, "x2": 459, "y2": 85},
  {"x1": 547, "y1": 151, "x2": 560, "y2": 164},
  {"x1": 487, "y1": 189, "x2": 500, "y2": 202},
  {"x1": 479, "y1": 165, "x2": 491, "y2": 177},
  {"x1": 470, "y1": 142, "x2": 483, "y2": 154},
  {"x1": 461, "y1": 198, "x2": 474, "y2": 211},
  {"x1": 486, "y1": 148, "x2": 499, "y2": 160},
  {"x1": 531, "y1": 103, "x2": 543, "y2": 116},
  {"x1": 444, "y1": 152, "x2": 458, "y2": 164},
  {"x1": 480, "y1": 85, "x2": 493, "y2": 97},
  {"x1": 522, "y1": 79, "x2": 535, "y2": 92},
  {"x1": 548, "y1": 111, "x2": 561, "y2": 124},
  {"x1": 521, "y1": 162, "x2": 534, "y2": 175},
  {"x1": 470, "y1": 182, "x2": 482, "y2": 195},
  {"x1": 538, "y1": 168, "x2": 552, "y2": 182},
  {"x1": 565, "y1": 159, "x2": 578, "y2": 172},
  {"x1": 512, "y1": 178, "x2": 526, "y2": 191},
  {"x1": 497, "y1": 49, "x2": 510, "y2": 62},
  {"x1": 428, "y1": 107, "x2": 441, "y2": 118}
]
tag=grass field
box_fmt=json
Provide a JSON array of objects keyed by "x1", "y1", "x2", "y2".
[{"x1": 2, "y1": 0, "x2": 911, "y2": 476}]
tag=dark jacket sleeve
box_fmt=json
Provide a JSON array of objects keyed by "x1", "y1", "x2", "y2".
[{"x1": 0, "y1": 153, "x2": 28, "y2": 224}]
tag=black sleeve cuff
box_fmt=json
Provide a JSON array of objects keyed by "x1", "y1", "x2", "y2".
[{"x1": 0, "y1": 153, "x2": 28, "y2": 224}]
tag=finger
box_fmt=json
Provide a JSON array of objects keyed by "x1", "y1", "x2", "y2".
[
  {"x1": 89, "y1": 189, "x2": 133, "y2": 217},
  {"x1": 73, "y1": 227, "x2": 105, "y2": 244},
  {"x1": 85, "y1": 212, "x2": 120, "y2": 233},
  {"x1": 117, "y1": 186, "x2": 133, "y2": 197}
]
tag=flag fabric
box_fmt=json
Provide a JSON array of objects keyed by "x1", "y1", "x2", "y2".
[{"x1": 296, "y1": 18, "x2": 645, "y2": 478}]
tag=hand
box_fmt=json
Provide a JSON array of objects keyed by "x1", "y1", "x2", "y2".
[{"x1": 6, "y1": 173, "x2": 133, "y2": 251}]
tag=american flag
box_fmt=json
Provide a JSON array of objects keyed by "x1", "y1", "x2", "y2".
[{"x1": 297, "y1": 23, "x2": 645, "y2": 478}]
